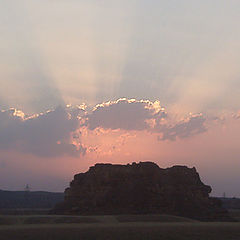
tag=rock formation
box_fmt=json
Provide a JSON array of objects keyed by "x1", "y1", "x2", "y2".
[{"x1": 53, "y1": 162, "x2": 230, "y2": 221}]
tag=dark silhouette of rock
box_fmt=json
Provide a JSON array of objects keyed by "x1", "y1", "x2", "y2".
[{"x1": 53, "y1": 162, "x2": 231, "y2": 221}]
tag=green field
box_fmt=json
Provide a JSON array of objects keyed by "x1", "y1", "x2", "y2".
[{"x1": 0, "y1": 213, "x2": 239, "y2": 240}]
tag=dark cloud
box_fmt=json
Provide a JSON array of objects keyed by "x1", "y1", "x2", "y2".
[
  {"x1": 84, "y1": 98, "x2": 166, "y2": 131},
  {"x1": 0, "y1": 99, "x2": 209, "y2": 158},
  {"x1": 84, "y1": 99, "x2": 207, "y2": 141},
  {"x1": 0, "y1": 106, "x2": 86, "y2": 157},
  {"x1": 157, "y1": 115, "x2": 207, "y2": 141}
]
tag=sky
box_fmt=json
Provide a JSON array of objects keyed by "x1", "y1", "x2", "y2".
[{"x1": 0, "y1": 0, "x2": 240, "y2": 197}]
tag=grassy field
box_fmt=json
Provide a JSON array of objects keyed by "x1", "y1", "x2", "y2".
[
  {"x1": 0, "y1": 214, "x2": 197, "y2": 225},
  {"x1": 229, "y1": 209, "x2": 240, "y2": 221},
  {"x1": 0, "y1": 208, "x2": 51, "y2": 215},
  {"x1": 0, "y1": 213, "x2": 239, "y2": 240},
  {"x1": 0, "y1": 222, "x2": 240, "y2": 240}
]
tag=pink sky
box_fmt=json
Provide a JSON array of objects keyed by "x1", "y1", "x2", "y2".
[
  {"x1": 0, "y1": 99, "x2": 239, "y2": 197},
  {"x1": 1, "y1": 1, "x2": 240, "y2": 197}
]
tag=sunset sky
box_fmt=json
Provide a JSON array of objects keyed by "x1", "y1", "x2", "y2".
[{"x1": 1, "y1": 1, "x2": 240, "y2": 197}]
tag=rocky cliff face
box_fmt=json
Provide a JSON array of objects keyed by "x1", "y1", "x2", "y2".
[{"x1": 53, "y1": 162, "x2": 230, "y2": 221}]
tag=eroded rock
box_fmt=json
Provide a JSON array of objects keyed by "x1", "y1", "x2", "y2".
[{"x1": 53, "y1": 162, "x2": 231, "y2": 221}]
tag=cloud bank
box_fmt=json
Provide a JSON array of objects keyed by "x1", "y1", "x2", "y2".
[
  {"x1": 0, "y1": 98, "x2": 225, "y2": 157},
  {"x1": 1, "y1": 98, "x2": 240, "y2": 196},
  {"x1": 84, "y1": 98, "x2": 166, "y2": 131},
  {"x1": 0, "y1": 106, "x2": 86, "y2": 157},
  {"x1": 84, "y1": 98, "x2": 207, "y2": 141}
]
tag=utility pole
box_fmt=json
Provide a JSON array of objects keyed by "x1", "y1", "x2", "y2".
[
  {"x1": 25, "y1": 184, "x2": 30, "y2": 192},
  {"x1": 24, "y1": 184, "x2": 31, "y2": 202}
]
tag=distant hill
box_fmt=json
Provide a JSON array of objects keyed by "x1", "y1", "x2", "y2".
[
  {"x1": 220, "y1": 198, "x2": 240, "y2": 210},
  {"x1": 0, "y1": 190, "x2": 64, "y2": 209}
]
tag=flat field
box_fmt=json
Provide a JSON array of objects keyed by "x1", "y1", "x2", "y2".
[{"x1": 0, "y1": 214, "x2": 239, "y2": 240}]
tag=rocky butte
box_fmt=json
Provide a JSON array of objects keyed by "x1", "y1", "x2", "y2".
[{"x1": 53, "y1": 162, "x2": 230, "y2": 221}]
